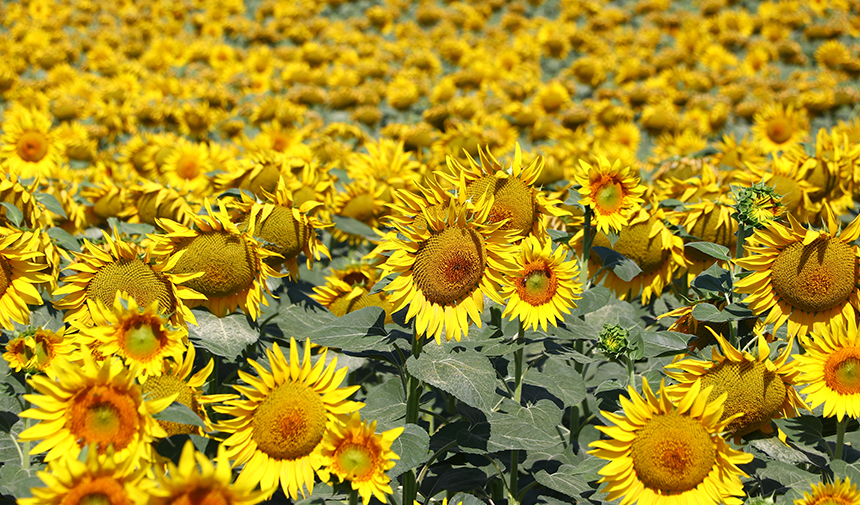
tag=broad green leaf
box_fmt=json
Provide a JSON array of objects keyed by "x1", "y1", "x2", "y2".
[
  {"x1": 47, "y1": 227, "x2": 81, "y2": 252},
  {"x1": 332, "y1": 215, "x2": 377, "y2": 238},
  {"x1": 388, "y1": 423, "x2": 430, "y2": 479},
  {"x1": 685, "y1": 241, "x2": 731, "y2": 262},
  {"x1": 690, "y1": 303, "x2": 720, "y2": 321},
  {"x1": 534, "y1": 464, "x2": 592, "y2": 498},
  {"x1": 831, "y1": 460, "x2": 860, "y2": 482},
  {"x1": 641, "y1": 331, "x2": 689, "y2": 358},
  {"x1": 270, "y1": 301, "x2": 338, "y2": 341},
  {"x1": 569, "y1": 286, "x2": 612, "y2": 317},
  {"x1": 34, "y1": 192, "x2": 66, "y2": 218},
  {"x1": 406, "y1": 346, "x2": 500, "y2": 414},
  {"x1": 187, "y1": 310, "x2": 259, "y2": 361},
  {"x1": 524, "y1": 357, "x2": 586, "y2": 407},
  {"x1": 759, "y1": 460, "x2": 818, "y2": 495},
  {"x1": 107, "y1": 217, "x2": 155, "y2": 236},
  {"x1": 153, "y1": 402, "x2": 206, "y2": 428},
  {"x1": 458, "y1": 399, "x2": 563, "y2": 453},
  {"x1": 0, "y1": 203, "x2": 23, "y2": 228},
  {"x1": 0, "y1": 414, "x2": 28, "y2": 468},
  {"x1": 774, "y1": 416, "x2": 826, "y2": 448},
  {"x1": 691, "y1": 303, "x2": 755, "y2": 323},
  {"x1": 369, "y1": 273, "x2": 397, "y2": 294},
  {"x1": 308, "y1": 307, "x2": 392, "y2": 353},
  {"x1": 691, "y1": 263, "x2": 731, "y2": 293},
  {"x1": 361, "y1": 379, "x2": 406, "y2": 431},
  {"x1": 0, "y1": 463, "x2": 44, "y2": 500},
  {"x1": 591, "y1": 246, "x2": 642, "y2": 282}
]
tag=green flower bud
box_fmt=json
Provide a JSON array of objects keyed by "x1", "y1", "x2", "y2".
[
  {"x1": 598, "y1": 324, "x2": 629, "y2": 358},
  {"x1": 732, "y1": 182, "x2": 784, "y2": 229}
]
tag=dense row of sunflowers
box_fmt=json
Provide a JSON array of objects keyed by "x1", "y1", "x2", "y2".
[{"x1": 3, "y1": 0, "x2": 860, "y2": 504}]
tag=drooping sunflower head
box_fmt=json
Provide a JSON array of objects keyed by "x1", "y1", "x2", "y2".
[
  {"x1": 214, "y1": 338, "x2": 364, "y2": 500},
  {"x1": 794, "y1": 477, "x2": 860, "y2": 505},
  {"x1": 669, "y1": 198, "x2": 737, "y2": 279},
  {"x1": 751, "y1": 102, "x2": 809, "y2": 153},
  {"x1": 500, "y1": 234, "x2": 582, "y2": 332},
  {"x1": 378, "y1": 192, "x2": 518, "y2": 343},
  {"x1": 318, "y1": 412, "x2": 405, "y2": 505},
  {"x1": 73, "y1": 292, "x2": 187, "y2": 380},
  {"x1": 666, "y1": 330, "x2": 808, "y2": 439},
  {"x1": 0, "y1": 228, "x2": 53, "y2": 330},
  {"x1": 440, "y1": 143, "x2": 568, "y2": 240},
  {"x1": 18, "y1": 355, "x2": 175, "y2": 465},
  {"x1": 588, "y1": 379, "x2": 753, "y2": 505},
  {"x1": 122, "y1": 180, "x2": 195, "y2": 227},
  {"x1": 575, "y1": 154, "x2": 646, "y2": 235},
  {"x1": 735, "y1": 209, "x2": 860, "y2": 337},
  {"x1": 213, "y1": 150, "x2": 286, "y2": 199},
  {"x1": 148, "y1": 199, "x2": 283, "y2": 320},
  {"x1": 232, "y1": 176, "x2": 331, "y2": 279},
  {"x1": 53, "y1": 229, "x2": 204, "y2": 328}
]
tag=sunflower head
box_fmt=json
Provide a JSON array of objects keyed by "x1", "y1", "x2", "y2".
[
  {"x1": 575, "y1": 155, "x2": 645, "y2": 235},
  {"x1": 2, "y1": 326, "x2": 73, "y2": 376},
  {"x1": 318, "y1": 412, "x2": 404, "y2": 505},
  {"x1": 732, "y1": 181, "x2": 785, "y2": 229},
  {"x1": 795, "y1": 477, "x2": 860, "y2": 505}
]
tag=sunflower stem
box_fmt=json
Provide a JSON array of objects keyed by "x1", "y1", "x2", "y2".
[
  {"x1": 21, "y1": 380, "x2": 30, "y2": 469},
  {"x1": 581, "y1": 207, "x2": 593, "y2": 288},
  {"x1": 735, "y1": 222, "x2": 746, "y2": 261},
  {"x1": 836, "y1": 417, "x2": 848, "y2": 461},
  {"x1": 626, "y1": 355, "x2": 636, "y2": 389},
  {"x1": 403, "y1": 324, "x2": 424, "y2": 505},
  {"x1": 509, "y1": 321, "x2": 525, "y2": 503},
  {"x1": 349, "y1": 489, "x2": 359, "y2": 505}
]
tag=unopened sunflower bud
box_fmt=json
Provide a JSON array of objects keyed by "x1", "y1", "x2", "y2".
[
  {"x1": 732, "y1": 182, "x2": 784, "y2": 229},
  {"x1": 598, "y1": 323, "x2": 629, "y2": 358}
]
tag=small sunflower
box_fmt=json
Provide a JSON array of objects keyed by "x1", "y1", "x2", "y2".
[
  {"x1": 213, "y1": 338, "x2": 364, "y2": 500},
  {"x1": 73, "y1": 292, "x2": 187, "y2": 380},
  {"x1": 751, "y1": 102, "x2": 809, "y2": 153},
  {"x1": 148, "y1": 200, "x2": 283, "y2": 320},
  {"x1": 346, "y1": 138, "x2": 423, "y2": 203},
  {"x1": 231, "y1": 176, "x2": 330, "y2": 279},
  {"x1": 2, "y1": 326, "x2": 74, "y2": 376},
  {"x1": 440, "y1": 143, "x2": 568, "y2": 241},
  {"x1": 0, "y1": 106, "x2": 64, "y2": 178},
  {"x1": 737, "y1": 154, "x2": 818, "y2": 220},
  {"x1": 734, "y1": 209, "x2": 860, "y2": 337},
  {"x1": 588, "y1": 379, "x2": 753, "y2": 505},
  {"x1": 142, "y1": 343, "x2": 235, "y2": 437},
  {"x1": 328, "y1": 179, "x2": 388, "y2": 246},
  {"x1": 53, "y1": 230, "x2": 204, "y2": 328},
  {"x1": 575, "y1": 155, "x2": 646, "y2": 235},
  {"x1": 18, "y1": 355, "x2": 174, "y2": 465},
  {"x1": 19, "y1": 445, "x2": 150, "y2": 505},
  {"x1": 0, "y1": 173, "x2": 46, "y2": 229},
  {"x1": 794, "y1": 477, "x2": 860, "y2": 505},
  {"x1": 158, "y1": 139, "x2": 214, "y2": 198},
  {"x1": 378, "y1": 192, "x2": 518, "y2": 343},
  {"x1": 665, "y1": 330, "x2": 808, "y2": 439},
  {"x1": 794, "y1": 316, "x2": 860, "y2": 421},
  {"x1": 318, "y1": 412, "x2": 404, "y2": 505},
  {"x1": 148, "y1": 440, "x2": 272, "y2": 505},
  {"x1": 312, "y1": 276, "x2": 395, "y2": 322},
  {"x1": 500, "y1": 235, "x2": 582, "y2": 332}
]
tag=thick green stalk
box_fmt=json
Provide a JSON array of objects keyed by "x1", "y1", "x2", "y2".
[
  {"x1": 729, "y1": 222, "x2": 747, "y2": 349},
  {"x1": 626, "y1": 355, "x2": 636, "y2": 389},
  {"x1": 581, "y1": 207, "x2": 593, "y2": 287},
  {"x1": 403, "y1": 325, "x2": 424, "y2": 505},
  {"x1": 836, "y1": 417, "x2": 848, "y2": 461},
  {"x1": 510, "y1": 321, "x2": 525, "y2": 504},
  {"x1": 349, "y1": 489, "x2": 359, "y2": 505}
]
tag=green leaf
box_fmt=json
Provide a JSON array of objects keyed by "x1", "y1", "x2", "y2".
[
  {"x1": 406, "y1": 346, "x2": 501, "y2": 414},
  {"x1": 685, "y1": 242, "x2": 731, "y2": 262},
  {"x1": 569, "y1": 286, "x2": 612, "y2": 317},
  {"x1": 525, "y1": 357, "x2": 586, "y2": 407},
  {"x1": 270, "y1": 302, "x2": 338, "y2": 341},
  {"x1": 0, "y1": 414, "x2": 29, "y2": 468},
  {"x1": 332, "y1": 215, "x2": 377, "y2": 239},
  {"x1": 591, "y1": 246, "x2": 642, "y2": 282},
  {"x1": 187, "y1": 310, "x2": 259, "y2": 361},
  {"x1": 691, "y1": 263, "x2": 731, "y2": 293},
  {"x1": 691, "y1": 303, "x2": 721, "y2": 321},
  {"x1": 0, "y1": 463, "x2": 44, "y2": 500},
  {"x1": 369, "y1": 273, "x2": 397, "y2": 294},
  {"x1": 107, "y1": 217, "x2": 155, "y2": 236},
  {"x1": 831, "y1": 460, "x2": 860, "y2": 482},
  {"x1": 641, "y1": 331, "x2": 689, "y2": 358},
  {"x1": 308, "y1": 307, "x2": 392, "y2": 353},
  {"x1": 153, "y1": 402, "x2": 206, "y2": 428},
  {"x1": 534, "y1": 464, "x2": 592, "y2": 498},
  {"x1": 361, "y1": 378, "x2": 406, "y2": 431},
  {"x1": 47, "y1": 227, "x2": 81, "y2": 252},
  {"x1": 388, "y1": 423, "x2": 430, "y2": 479},
  {"x1": 34, "y1": 192, "x2": 66, "y2": 218},
  {"x1": 690, "y1": 303, "x2": 754, "y2": 323},
  {"x1": 0, "y1": 203, "x2": 23, "y2": 228},
  {"x1": 774, "y1": 416, "x2": 826, "y2": 448},
  {"x1": 458, "y1": 399, "x2": 564, "y2": 452},
  {"x1": 759, "y1": 460, "x2": 819, "y2": 495}
]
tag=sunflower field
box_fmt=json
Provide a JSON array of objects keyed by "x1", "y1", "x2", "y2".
[{"x1": 3, "y1": 0, "x2": 860, "y2": 504}]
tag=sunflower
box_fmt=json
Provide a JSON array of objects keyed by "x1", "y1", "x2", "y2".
[
  {"x1": 142, "y1": 343, "x2": 234, "y2": 437},
  {"x1": 328, "y1": 179, "x2": 388, "y2": 246},
  {"x1": 2, "y1": 326, "x2": 74, "y2": 376},
  {"x1": 792, "y1": 316, "x2": 860, "y2": 421},
  {"x1": 671, "y1": 198, "x2": 737, "y2": 279},
  {"x1": 665, "y1": 330, "x2": 807, "y2": 440},
  {"x1": 588, "y1": 379, "x2": 753, "y2": 505},
  {"x1": 440, "y1": 143, "x2": 569, "y2": 241},
  {"x1": 231, "y1": 176, "x2": 330, "y2": 279},
  {"x1": 736, "y1": 154, "x2": 818, "y2": 220},
  {"x1": 577, "y1": 206, "x2": 688, "y2": 304},
  {"x1": 0, "y1": 106, "x2": 64, "y2": 178},
  {"x1": 19, "y1": 445, "x2": 150, "y2": 505},
  {"x1": 158, "y1": 139, "x2": 214, "y2": 198},
  {"x1": 148, "y1": 200, "x2": 283, "y2": 320},
  {"x1": 734, "y1": 209, "x2": 860, "y2": 337},
  {"x1": 751, "y1": 102, "x2": 809, "y2": 153},
  {"x1": 213, "y1": 150, "x2": 287, "y2": 199},
  {"x1": 575, "y1": 155, "x2": 646, "y2": 235},
  {"x1": 0, "y1": 229, "x2": 53, "y2": 330},
  {"x1": 346, "y1": 138, "x2": 423, "y2": 203},
  {"x1": 18, "y1": 355, "x2": 174, "y2": 465},
  {"x1": 378, "y1": 192, "x2": 518, "y2": 343},
  {"x1": 53, "y1": 230, "x2": 204, "y2": 328},
  {"x1": 318, "y1": 412, "x2": 404, "y2": 505},
  {"x1": 0, "y1": 172, "x2": 46, "y2": 229},
  {"x1": 714, "y1": 133, "x2": 764, "y2": 170},
  {"x1": 500, "y1": 235, "x2": 582, "y2": 332},
  {"x1": 121, "y1": 180, "x2": 195, "y2": 227},
  {"x1": 213, "y1": 338, "x2": 364, "y2": 500},
  {"x1": 312, "y1": 276, "x2": 395, "y2": 323},
  {"x1": 795, "y1": 478, "x2": 860, "y2": 505},
  {"x1": 73, "y1": 292, "x2": 187, "y2": 380}
]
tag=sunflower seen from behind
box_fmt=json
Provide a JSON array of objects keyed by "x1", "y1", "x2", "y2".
[
  {"x1": 148, "y1": 199, "x2": 283, "y2": 320},
  {"x1": 214, "y1": 338, "x2": 364, "y2": 500},
  {"x1": 377, "y1": 190, "x2": 518, "y2": 343},
  {"x1": 665, "y1": 330, "x2": 807, "y2": 440},
  {"x1": 575, "y1": 155, "x2": 645, "y2": 235},
  {"x1": 500, "y1": 235, "x2": 582, "y2": 332},
  {"x1": 0, "y1": 228, "x2": 53, "y2": 330},
  {"x1": 318, "y1": 412, "x2": 404, "y2": 505},
  {"x1": 588, "y1": 379, "x2": 753, "y2": 505},
  {"x1": 735, "y1": 209, "x2": 860, "y2": 337},
  {"x1": 18, "y1": 355, "x2": 174, "y2": 465},
  {"x1": 148, "y1": 440, "x2": 272, "y2": 505},
  {"x1": 52, "y1": 230, "x2": 204, "y2": 327}
]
